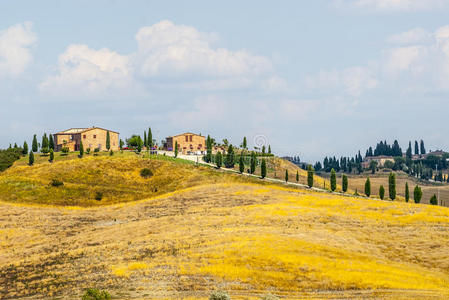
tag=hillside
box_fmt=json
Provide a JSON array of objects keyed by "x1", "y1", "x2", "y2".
[{"x1": 1, "y1": 154, "x2": 449, "y2": 299}]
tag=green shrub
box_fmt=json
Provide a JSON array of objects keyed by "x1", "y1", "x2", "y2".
[
  {"x1": 61, "y1": 147, "x2": 69, "y2": 155},
  {"x1": 0, "y1": 148, "x2": 22, "y2": 172},
  {"x1": 430, "y1": 194, "x2": 438, "y2": 205},
  {"x1": 82, "y1": 288, "x2": 111, "y2": 300},
  {"x1": 50, "y1": 179, "x2": 63, "y2": 187},
  {"x1": 86, "y1": 148, "x2": 91, "y2": 154},
  {"x1": 140, "y1": 168, "x2": 153, "y2": 178},
  {"x1": 94, "y1": 148, "x2": 100, "y2": 156},
  {"x1": 95, "y1": 192, "x2": 103, "y2": 201},
  {"x1": 209, "y1": 290, "x2": 230, "y2": 300}
]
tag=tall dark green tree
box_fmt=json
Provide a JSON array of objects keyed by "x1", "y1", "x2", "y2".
[
  {"x1": 174, "y1": 141, "x2": 178, "y2": 158},
  {"x1": 330, "y1": 168, "x2": 336, "y2": 191},
  {"x1": 49, "y1": 149, "x2": 54, "y2": 162},
  {"x1": 285, "y1": 169, "x2": 289, "y2": 182},
  {"x1": 32, "y1": 134, "x2": 38, "y2": 152},
  {"x1": 296, "y1": 170, "x2": 299, "y2": 182},
  {"x1": 49, "y1": 134, "x2": 54, "y2": 150},
  {"x1": 379, "y1": 185, "x2": 385, "y2": 200},
  {"x1": 216, "y1": 151, "x2": 222, "y2": 168},
  {"x1": 28, "y1": 151, "x2": 34, "y2": 166},
  {"x1": 414, "y1": 141, "x2": 419, "y2": 155},
  {"x1": 206, "y1": 135, "x2": 212, "y2": 163},
  {"x1": 106, "y1": 131, "x2": 111, "y2": 150},
  {"x1": 144, "y1": 131, "x2": 147, "y2": 148},
  {"x1": 405, "y1": 182, "x2": 410, "y2": 203},
  {"x1": 420, "y1": 140, "x2": 426, "y2": 155},
  {"x1": 41, "y1": 133, "x2": 49, "y2": 154},
  {"x1": 406, "y1": 141, "x2": 412, "y2": 159},
  {"x1": 307, "y1": 165, "x2": 314, "y2": 188},
  {"x1": 22, "y1": 141, "x2": 28, "y2": 156},
  {"x1": 148, "y1": 128, "x2": 153, "y2": 148},
  {"x1": 268, "y1": 145, "x2": 271, "y2": 154},
  {"x1": 239, "y1": 154, "x2": 244, "y2": 173},
  {"x1": 261, "y1": 159, "x2": 267, "y2": 179},
  {"x1": 342, "y1": 175, "x2": 348, "y2": 193},
  {"x1": 225, "y1": 145, "x2": 235, "y2": 168},
  {"x1": 242, "y1": 137, "x2": 247, "y2": 150},
  {"x1": 262, "y1": 145, "x2": 266, "y2": 155},
  {"x1": 250, "y1": 151, "x2": 256, "y2": 174},
  {"x1": 365, "y1": 177, "x2": 371, "y2": 197},
  {"x1": 79, "y1": 140, "x2": 84, "y2": 157},
  {"x1": 119, "y1": 139, "x2": 124, "y2": 150},
  {"x1": 430, "y1": 194, "x2": 438, "y2": 205},
  {"x1": 388, "y1": 172, "x2": 396, "y2": 200},
  {"x1": 414, "y1": 185, "x2": 422, "y2": 203}
]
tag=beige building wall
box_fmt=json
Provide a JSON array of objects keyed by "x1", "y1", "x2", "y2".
[
  {"x1": 167, "y1": 133, "x2": 206, "y2": 154},
  {"x1": 81, "y1": 128, "x2": 119, "y2": 151}
]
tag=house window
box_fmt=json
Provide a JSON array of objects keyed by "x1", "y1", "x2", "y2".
[
  {"x1": 93, "y1": 135, "x2": 97, "y2": 139},
  {"x1": 189, "y1": 135, "x2": 193, "y2": 142},
  {"x1": 83, "y1": 135, "x2": 86, "y2": 139},
  {"x1": 185, "y1": 135, "x2": 188, "y2": 142}
]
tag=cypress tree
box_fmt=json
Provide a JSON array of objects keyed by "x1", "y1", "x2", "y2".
[
  {"x1": 79, "y1": 140, "x2": 84, "y2": 157},
  {"x1": 32, "y1": 134, "x2": 38, "y2": 152},
  {"x1": 414, "y1": 141, "x2": 419, "y2": 155},
  {"x1": 206, "y1": 135, "x2": 212, "y2": 163},
  {"x1": 261, "y1": 159, "x2": 267, "y2": 179},
  {"x1": 365, "y1": 177, "x2": 371, "y2": 197},
  {"x1": 106, "y1": 131, "x2": 111, "y2": 150},
  {"x1": 144, "y1": 131, "x2": 147, "y2": 148},
  {"x1": 49, "y1": 134, "x2": 54, "y2": 150},
  {"x1": 430, "y1": 194, "x2": 438, "y2": 205},
  {"x1": 41, "y1": 133, "x2": 49, "y2": 155},
  {"x1": 119, "y1": 139, "x2": 124, "y2": 150},
  {"x1": 307, "y1": 165, "x2": 314, "y2": 188},
  {"x1": 239, "y1": 154, "x2": 244, "y2": 173},
  {"x1": 405, "y1": 182, "x2": 410, "y2": 202},
  {"x1": 285, "y1": 169, "x2": 289, "y2": 182},
  {"x1": 330, "y1": 168, "x2": 336, "y2": 191},
  {"x1": 216, "y1": 152, "x2": 222, "y2": 168},
  {"x1": 420, "y1": 140, "x2": 426, "y2": 155},
  {"x1": 268, "y1": 145, "x2": 271, "y2": 154},
  {"x1": 414, "y1": 185, "x2": 422, "y2": 203},
  {"x1": 225, "y1": 145, "x2": 235, "y2": 168},
  {"x1": 406, "y1": 141, "x2": 412, "y2": 159},
  {"x1": 250, "y1": 152, "x2": 256, "y2": 174},
  {"x1": 379, "y1": 185, "x2": 385, "y2": 200},
  {"x1": 49, "y1": 149, "x2": 54, "y2": 162},
  {"x1": 148, "y1": 128, "x2": 153, "y2": 148},
  {"x1": 28, "y1": 151, "x2": 34, "y2": 166},
  {"x1": 22, "y1": 141, "x2": 28, "y2": 156},
  {"x1": 262, "y1": 145, "x2": 266, "y2": 155},
  {"x1": 342, "y1": 175, "x2": 348, "y2": 192},
  {"x1": 174, "y1": 141, "x2": 178, "y2": 158},
  {"x1": 296, "y1": 170, "x2": 299, "y2": 182},
  {"x1": 389, "y1": 172, "x2": 396, "y2": 200},
  {"x1": 242, "y1": 137, "x2": 247, "y2": 149}
]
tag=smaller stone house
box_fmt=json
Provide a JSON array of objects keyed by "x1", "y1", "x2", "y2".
[
  {"x1": 54, "y1": 127, "x2": 119, "y2": 152},
  {"x1": 166, "y1": 132, "x2": 206, "y2": 154},
  {"x1": 362, "y1": 155, "x2": 395, "y2": 169}
]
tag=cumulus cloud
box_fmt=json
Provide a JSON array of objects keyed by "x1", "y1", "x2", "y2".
[
  {"x1": 387, "y1": 28, "x2": 432, "y2": 45},
  {"x1": 0, "y1": 22, "x2": 37, "y2": 77},
  {"x1": 39, "y1": 45, "x2": 136, "y2": 98},
  {"x1": 306, "y1": 66, "x2": 378, "y2": 97},
  {"x1": 134, "y1": 20, "x2": 272, "y2": 78},
  {"x1": 40, "y1": 20, "x2": 276, "y2": 97},
  {"x1": 335, "y1": 0, "x2": 449, "y2": 12}
]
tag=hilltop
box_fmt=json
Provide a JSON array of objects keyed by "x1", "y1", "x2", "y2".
[{"x1": 0, "y1": 153, "x2": 449, "y2": 299}]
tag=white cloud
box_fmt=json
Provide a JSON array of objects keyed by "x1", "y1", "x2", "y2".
[
  {"x1": 387, "y1": 28, "x2": 431, "y2": 45},
  {"x1": 383, "y1": 46, "x2": 427, "y2": 76},
  {"x1": 306, "y1": 66, "x2": 378, "y2": 97},
  {"x1": 40, "y1": 20, "x2": 277, "y2": 97},
  {"x1": 39, "y1": 45, "x2": 137, "y2": 98},
  {"x1": 134, "y1": 20, "x2": 273, "y2": 78},
  {"x1": 0, "y1": 22, "x2": 37, "y2": 77},
  {"x1": 335, "y1": 0, "x2": 449, "y2": 12}
]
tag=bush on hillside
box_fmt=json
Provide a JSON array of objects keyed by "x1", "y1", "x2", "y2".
[
  {"x1": 86, "y1": 148, "x2": 91, "y2": 154},
  {"x1": 140, "y1": 168, "x2": 153, "y2": 178},
  {"x1": 209, "y1": 290, "x2": 230, "y2": 300},
  {"x1": 50, "y1": 179, "x2": 63, "y2": 187},
  {"x1": 94, "y1": 148, "x2": 100, "y2": 156},
  {"x1": 61, "y1": 147, "x2": 69, "y2": 155},
  {"x1": 81, "y1": 288, "x2": 111, "y2": 300},
  {"x1": 0, "y1": 148, "x2": 22, "y2": 172},
  {"x1": 95, "y1": 192, "x2": 103, "y2": 201}
]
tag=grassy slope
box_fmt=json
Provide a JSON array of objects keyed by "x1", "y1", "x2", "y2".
[{"x1": 1, "y1": 155, "x2": 449, "y2": 299}]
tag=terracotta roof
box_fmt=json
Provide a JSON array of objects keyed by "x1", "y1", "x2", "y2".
[
  {"x1": 54, "y1": 127, "x2": 119, "y2": 135},
  {"x1": 167, "y1": 132, "x2": 205, "y2": 138}
]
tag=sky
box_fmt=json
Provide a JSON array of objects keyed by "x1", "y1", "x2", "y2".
[{"x1": 1, "y1": 0, "x2": 449, "y2": 162}]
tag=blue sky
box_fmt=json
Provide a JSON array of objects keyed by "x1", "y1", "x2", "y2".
[{"x1": 1, "y1": 0, "x2": 449, "y2": 162}]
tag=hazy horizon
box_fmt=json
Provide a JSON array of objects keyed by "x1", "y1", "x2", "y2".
[{"x1": 1, "y1": 0, "x2": 449, "y2": 161}]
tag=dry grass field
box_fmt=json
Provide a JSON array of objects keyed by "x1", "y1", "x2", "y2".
[{"x1": 1, "y1": 154, "x2": 449, "y2": 299}]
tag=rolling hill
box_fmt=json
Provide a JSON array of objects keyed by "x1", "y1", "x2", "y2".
[{"x1": 1, "y1": 153, "x2": 449, "y2": 299}]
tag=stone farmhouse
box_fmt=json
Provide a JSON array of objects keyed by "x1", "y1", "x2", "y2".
[
  {"x1": 53, "y1": 127, "x2": 119, "y2": 152},
  {"x1": 166, "y1": 132, "x2": 206, "y2": 155},
  {"x1": 362, "y1": 155, "x2": 395, "y2": 169}
]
